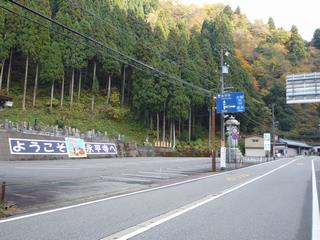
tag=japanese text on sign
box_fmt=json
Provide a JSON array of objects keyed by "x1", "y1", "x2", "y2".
[
  {"x1": 9, "y1": 138, "x2": 67, "y2": 155},
  {"x1": 85, "y1": 142, "x2": 117, "y2": 155},
  {"x1": 216, "y1": 92, "x2": 245, "y2": 113},
  {"x1": 9, "y1": 138, "x2": 117, "y2": 155}
]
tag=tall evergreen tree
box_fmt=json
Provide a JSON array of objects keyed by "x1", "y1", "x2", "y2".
[
  {"x1": 286, "y1": 25, "x2": 307, "y2": 64},
  {"x1": 40, "y1": 41, "x2": 64, "y2": 112},
  {"x1": 268, "y1": 17, "x2": 276, "y2": 30},
  {"x1": 312, "y1": 28, "x2": 320, "y2": 49}
]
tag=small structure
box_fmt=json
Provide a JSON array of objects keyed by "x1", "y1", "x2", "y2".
[
  {"x1": 245, "y1": 136, "x2": 265, "y2": 157},
  {"x1": 275, "y1": 138, "x2": 312, "y2": 157},
  {"x1": 226, "y1": 116, "x2": 240, "y2": 163}
]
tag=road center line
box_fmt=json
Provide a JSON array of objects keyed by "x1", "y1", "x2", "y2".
[
  {"x1": 0, "y1": 157, "x2": 295, "y2": 224},
  {"x1": 15, "y1": 167, "x2": 81, "y2": 170},
  {"x1": 101, "y1": 159, "x2": 297, "y2": 240},
  {"x1": 312, "y1": 159, "x2": 320, "y2": 240}
]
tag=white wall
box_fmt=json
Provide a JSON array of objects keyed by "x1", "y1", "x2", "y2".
[
  {"x1": 287, "y1": 148, "x2": 298, "y2": 157},
  {"x1": 245, "y1": 148, "x2": 265, "y2": 157}
]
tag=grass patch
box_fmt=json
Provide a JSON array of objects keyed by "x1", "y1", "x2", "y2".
[
  {"x1": 0, "y1": 90, "x2": 148, "y2": 144},
  {"x1": 0, "y1": 201, "x2": 21, "y2": 219}
]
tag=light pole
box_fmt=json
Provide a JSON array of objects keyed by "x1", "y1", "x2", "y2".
[{"x1": 220, "y1": 48, "x2": 229, "y2": 169}]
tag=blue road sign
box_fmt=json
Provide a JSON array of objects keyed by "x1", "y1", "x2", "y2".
[{"x1": 216, "y1": 92, "x2": 245, "y2": 113}]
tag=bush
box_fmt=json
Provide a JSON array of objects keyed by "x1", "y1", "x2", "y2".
[
  {"x1": 100, "y1": 104, "x2": 129, "y2": 120},
  {"x1": 45, "y1": 98, "x2": 59, "y2": 108}
]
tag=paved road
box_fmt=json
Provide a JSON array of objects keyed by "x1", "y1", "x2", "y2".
[
  {"x1": 0, "y1": 157, "x2": 214, "y2": 211},
  {"x1": 0, "y1": 156, "x2": 318, "y2": 240}
]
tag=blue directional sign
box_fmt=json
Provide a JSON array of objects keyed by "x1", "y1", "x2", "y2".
[{"x1": 216, "y1": 92, "x2": 245, "y2": 113}]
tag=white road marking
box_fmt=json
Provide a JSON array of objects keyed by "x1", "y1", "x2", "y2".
[
  {"x1": 15, "y1": 167, "x2": 80, "y2": 170},
  {"x1": 101, "y1": 159, "x2": 297, "y2": 240},
  {"x1": 139, "y1": 171, "x2": 187, "y2": 177},
  {"x1": 121, "y1": 174, "x2": 170, "y2": 179},
  {"x1": 312, "y1": 159, "x2": 320, "y2": 240},
  {"x1": 0, "y1": 157, "x2": 294, "y2": 224},
  {"x1": 99, "y1": 176, "x2": 152, "y2": 183}
]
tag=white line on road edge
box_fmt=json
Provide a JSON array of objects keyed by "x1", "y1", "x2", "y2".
[
  {"x1": 101, "y1": 159, "x2": 297, "y2": 240},
  {"x1": 0, "y1": 157, "x2": 297, "y2": 224},
  {"x1": 312, "y1": 159, "x2": 320, "y2": 240}
]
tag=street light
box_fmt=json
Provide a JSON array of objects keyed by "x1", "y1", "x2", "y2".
[{"x1": 220, "y1": 48, "x2": 229, "y2": 170}]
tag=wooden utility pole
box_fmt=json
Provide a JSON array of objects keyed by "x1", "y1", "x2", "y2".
[
  {"x1": 211, "y1": 96, "x2": 216, "y2": 172},
  {"x1": 272, "y1": 103, "x2": 276, "y2": 159}
]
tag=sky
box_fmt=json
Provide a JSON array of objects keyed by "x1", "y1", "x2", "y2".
[{"x1": 180, "y1": 0, "x2": 319, "y2": 41}]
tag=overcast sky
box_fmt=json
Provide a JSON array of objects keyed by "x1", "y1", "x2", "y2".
[{"x1": 179, "y1": 0, "x2": 319, "y2": 41}]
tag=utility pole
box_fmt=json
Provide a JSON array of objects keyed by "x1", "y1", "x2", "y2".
[
  {"x1": 211, "y1": 96, "x2": 216, "y2": 172},
  {"x1": 272, "y1": 104, "x2": 276, "y2": 159},
  {"x1": 220, "y1": 48, "x2": 226, "y2": 169}
]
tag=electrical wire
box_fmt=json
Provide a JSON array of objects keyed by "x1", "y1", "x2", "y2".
[
  {"x1": 67, "y1": 0, "x2": 217, "y2": 88},
  {"x1": 0, "y1": 4, "x2": 212, "y2": 99},
  {"x1": 7, "y1": 0, "x2": 212, "y2": 96}
]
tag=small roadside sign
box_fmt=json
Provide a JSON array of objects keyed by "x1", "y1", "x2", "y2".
[
  {"x1": 231, "y1": 127, "x2": 239, "y2": 140},
  {"x1": 264, "y1": 133, "x2": 271, "y2": 151}
]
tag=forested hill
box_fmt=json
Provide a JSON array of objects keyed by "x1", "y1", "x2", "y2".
[{"x1": 0, "y1": 0, "x2": 320, "y2": 145}]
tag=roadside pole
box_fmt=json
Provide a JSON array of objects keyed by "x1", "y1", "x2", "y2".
[
  {"x1": 220, "y1": 48, "x2": 226, "y2": 169},
  {"x1": 272, "y1": 104, "x2": 275, "y2": 160},
  {"x1": 211, "y1": 96, "x2": 216, "y2": 172}
]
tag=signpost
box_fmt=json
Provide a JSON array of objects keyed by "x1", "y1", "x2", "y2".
[
  {"x1": 264, "y1": 133, "x2": 271, "y2": 151},
  {"x1": 216, "y1": 92, "x2": 245, "y2": 113}
]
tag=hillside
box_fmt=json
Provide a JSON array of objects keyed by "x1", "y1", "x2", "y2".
[{"x1": 0, "y1": 0, "x2": 320, "y2": 146}]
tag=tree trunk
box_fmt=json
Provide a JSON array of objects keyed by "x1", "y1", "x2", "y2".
[
  {"x1": 50, "y1": 80, "x2": 55, "y2": 113},
  {"x1": 32, "y1": 63, "x2": 39, "y2": 107},
  {"x1": 6, "y1": 49, "x2": 13, "y2": 94},
  {"x1": 170, "y1": 120, "x2": 173, "y2": 145},
  {"x1": 91, "y1": 61, "x2": 96, "y2": 112},
  {"x1": 0, "y1": 59, "x2": 5, "y2": 93},
  {"x1": 178, "y1": 118, "x2": 181, "y2": 139},
  {"x1": 157, "y1": 112, "x2": 160, "y2": 142},
  {"x1": 127, "y1": 73, "x2": 130, "y2": 103},
  {"x1": 144, "y1": 111, "x2": 149, "y2": 128},
  {"x1": 173, "y1": 121, "x2": 176, "y2": 150},
  {"x1": 70, "y1": 68, "x2": 75, "y2": 106},
  {"x1": 91, "y1": 95, "x2": 95, "y2": 112},
  {"x1": 77, "y1": 70, "x2": 81, "y2": 102},
  {"x1": 60, "y1": 71, "x2": 65, "y2": 108},
  {"x1": 150, "y1": 114, "x2": 153, "y2": 131},
  {"x1": 22, "y1": 55, "x2": 29, "y2": 111},
  {"x1": 192, "y1": 109, "x2": 196, "y2": 137},
  {"x1": 162, "y1": 106, "x2": 166, "y2": 143},
  {"x1": 106, "y1": 75, "x2": 111, "y2": 104},
  {"x1": 188, "y1": 108, "x2": 192, "y2": 142},
  {"x1": 209, "y1": 107, "x2": 212, "y2": 147},
  {"x1": 121, "y1": 66, "x2": 126, "y2": 105}
]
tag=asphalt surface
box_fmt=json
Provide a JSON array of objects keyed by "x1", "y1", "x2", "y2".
[
  {"x1": 0, "y1": 156, "x2": 317, "y2": 240},
  {"x1": 0, "y1": 157, "x2": 214, "y2": 211}
]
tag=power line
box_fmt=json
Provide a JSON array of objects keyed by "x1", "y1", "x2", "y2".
[
  {"x1": 67, "y1": 0, "x2": 217, "y2": 88},
  {"x1": 7, "y1": 0, "x2": 212, "y2": 96},
  {"x1": 0, "y1": 4, "x2": 211, "y2": 99}
]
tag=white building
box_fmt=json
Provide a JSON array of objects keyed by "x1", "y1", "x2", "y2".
[{"x1": 245, "y1": 136, "x2": 266, "y2": 157}]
